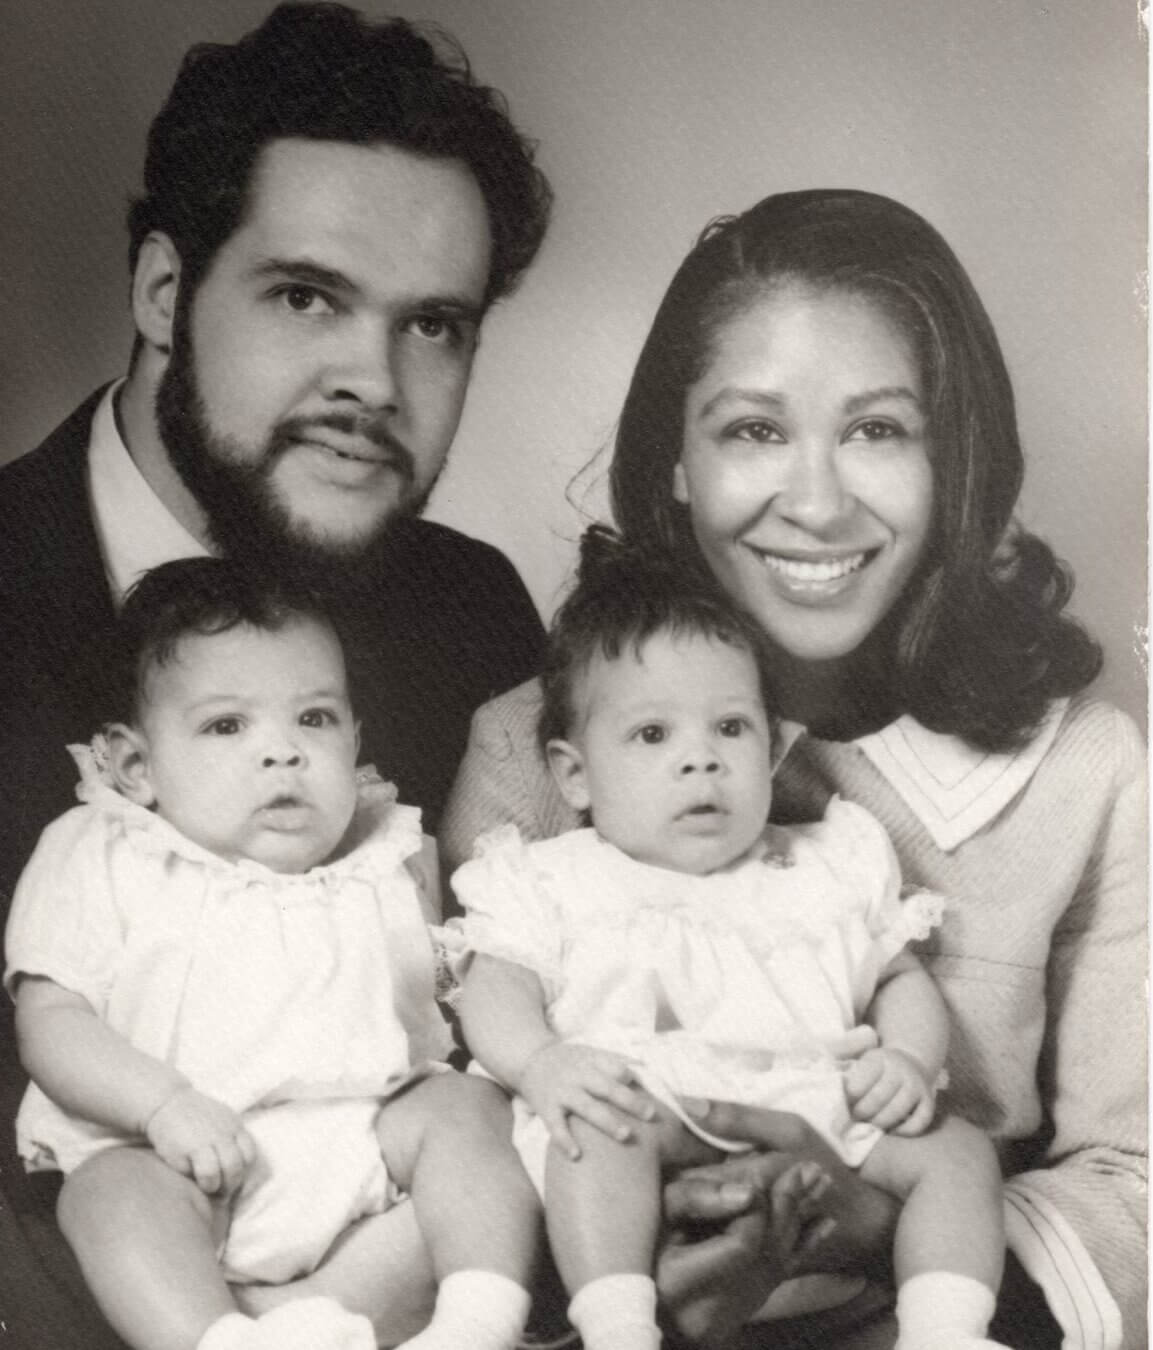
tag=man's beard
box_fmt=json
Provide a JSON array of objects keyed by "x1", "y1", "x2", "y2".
[{"x1": 155, "y1": 317, "x2": 439, "y2": 603}]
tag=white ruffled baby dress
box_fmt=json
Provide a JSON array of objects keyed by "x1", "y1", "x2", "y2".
[
  {"x1": 454, "y1": 797, "x2": 942, "y2": 1167},
  {"x1": 6, "y1": 749, "x2": 452, "y2": 1176}
]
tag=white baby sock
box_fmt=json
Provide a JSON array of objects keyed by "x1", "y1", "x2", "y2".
[
  {"x1": 196, "y1": 1313, "x2": 258, "y2": 1350},
  {"x1": 567, "y1": 1273, "x2": 661, "y2": 1350},
  {"x1": 895, "y1": 1272, "x2": 1010, "y2": 1350},
  {"x1": 396, "y1": 1269, "x2": 532, "y2": 1350}
]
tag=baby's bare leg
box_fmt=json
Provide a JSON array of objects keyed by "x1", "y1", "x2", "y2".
[
  {"x1": 376, "y1": 1073, "x2": 538, "y2": 1349},
  {"x1": 861, "y1": 1115, "x2": 1007, "y2": 1348},
  {"x1": 57, "y1": 1146, "x2": 233, "y2": 1350}
]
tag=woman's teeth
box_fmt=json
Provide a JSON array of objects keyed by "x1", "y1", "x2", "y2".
[{"x1": 761, "y1": 552, "x2": 868, "y2": 582}]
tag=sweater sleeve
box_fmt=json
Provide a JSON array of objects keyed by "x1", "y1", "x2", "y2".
[
  {"x1": 1004, "y1": 707, "x2": 1147, "y2": 1350},
  {"x1": 439, "y1": 681, "x2": 578, "y2": 880}
]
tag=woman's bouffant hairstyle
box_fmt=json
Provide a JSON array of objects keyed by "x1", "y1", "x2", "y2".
[
  {"x1": 539, "y1": 525, "x2": 774, "y2": 748},
  {"x1": 127, "y1": 2, "x2": 551, "y2": 305},
  {"x1": 610, "y1": 188, "x2": 1100, "y2": 751},
  {"x1": 111, "y1": 557, "x2": 339, "y2": 725}
]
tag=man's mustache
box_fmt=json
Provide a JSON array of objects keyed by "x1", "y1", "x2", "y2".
[{"x1": 270, "y1": 413, "x2": 415, "y2": 481}]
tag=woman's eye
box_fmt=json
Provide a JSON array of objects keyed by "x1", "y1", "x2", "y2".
[
  {"x1": 849, "y1": 418, "x2": 902, "y2": 442},
  {"x1": 637, "y1": 724, "x2": 666, "y2": 745},
  {"x1": 205, "y1": 717, "x2": 241, "y2": 736},
  {"x1": 718, "y1": 717, "x2": 747, "y2": 738},
  {"x1": 730, "y1": 420, "x2": 784, "y2": 445},
  {"x1": 299, "y1": 708, "x2": 335, "y2": 729},
  {"x1": 276, "y1": 285, "x2": 334, "y2": 315}
]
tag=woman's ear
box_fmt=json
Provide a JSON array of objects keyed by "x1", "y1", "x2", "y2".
[
  {"x1": 672, "y1": 461, "x2": 690, "y2": 504},
  {"x1": 105, "y1": 724, "x2": 158, "y2": 807},
  {"x1": 545, "y1": 739, "x2": 591, "y2": 814},
  {"x1": 131, "y1": 232, "x2": 182, "y2": 356}
]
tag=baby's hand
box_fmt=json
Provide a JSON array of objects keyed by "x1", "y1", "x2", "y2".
[
  {"x1": 844, "y1": 1046, "x2": 936, "y2": 1135},
  {"x1": 520, "y1": 1041, "x2": 655, "y2": 1159},
  {"x1": 145, "y1": 1085, "x2": 256, "y2": 1196}
]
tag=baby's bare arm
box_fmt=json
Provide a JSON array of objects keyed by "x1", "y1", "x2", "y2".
[
  {"x1": 15, "y1": 975, "x2": 253, "y2": 1193},
  {"x1": 460, "y1": 953, "x2": 655, "y2": 1157},
  {"x1": 847, "y1": 952, "x2": 949, "y2": 1134}
]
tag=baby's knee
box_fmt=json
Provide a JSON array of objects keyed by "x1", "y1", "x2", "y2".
[
  {"x1": 58, "y1": 1145, "x2": 208, "y2": 1240},
  {"x1": 908, "y1": 1113, "x2": 1001, "y2": 1193}
]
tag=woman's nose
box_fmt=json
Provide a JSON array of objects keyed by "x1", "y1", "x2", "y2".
[{"x1": 775, "y1": 445, "x2": 852, "y2": 533}]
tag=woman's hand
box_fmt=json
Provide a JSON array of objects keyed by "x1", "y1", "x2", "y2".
[
  {"x1": 519, "y1": 1040, "x2": 656, "y2": 1158},
  {"x1": 656, "y1": 1101, "x2": 899, "y2": 1344},
  {"x1": 844, "y1": 1046, "x2": 936, "y2": 1135},
  {"x1": 659, "y1": 1152, "x2": 832, "y2": 1346},
  {"x1": 145, "y1": 1085, "x2": 256, "y2": 1196}
]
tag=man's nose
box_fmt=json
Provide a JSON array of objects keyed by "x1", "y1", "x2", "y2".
[
  {"x1": 775, "y1": 444, "x2": 852, "y2": 533},
  {"x1": 321, "y1": 319, "x2": 399, "y2": 410}
]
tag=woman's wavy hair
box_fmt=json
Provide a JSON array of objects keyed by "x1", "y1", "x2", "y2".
[
  {"x1": 127, "y1": 2, "x2": 551, "y2": 306},
  {"x1": 539, "y1": 525, "x2": 773, "y2": 748},
  {"x1": 610, "y1": 188, "x2": 1100, "y2": 750}
]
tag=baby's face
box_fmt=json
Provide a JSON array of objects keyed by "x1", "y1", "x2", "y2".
[
  {"x1": 550, "y1": 630, "x2": 774, "y2": 875},
  {"x1": 129, "y1": 617, "x2": 360, "y2": 873}
]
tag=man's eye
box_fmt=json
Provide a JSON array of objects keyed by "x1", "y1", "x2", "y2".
[
  {"x1": 276, "y1": 285, "x2": 334, "y2": 315},
  {"x1": 718, "y1": 717, "x2": 747, "y2": 738},
  {"x1": 205, "y1": 717, "x2": 241, "y2": 736},
  {"x1": 299, "y1": 708, "x2": 335, "y2": 729},
  {"x1": 637, "y1": 724, "x2": 666, "y2": 745},
  {"x1": 409, "y1": 313, "x2": 462, "y2": 343}
]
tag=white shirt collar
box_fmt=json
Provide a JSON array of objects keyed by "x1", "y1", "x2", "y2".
[
  {"x1": 87, "y1": 380, "x2": 209, "y2": 605},
  {"x1": 853, "y1": 699, "x2": 1069, "y2": 851}
]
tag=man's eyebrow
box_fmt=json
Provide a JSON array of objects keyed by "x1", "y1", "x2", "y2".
[{"x1": 250, "y1": 257, "x2": 358, "y2": 292}]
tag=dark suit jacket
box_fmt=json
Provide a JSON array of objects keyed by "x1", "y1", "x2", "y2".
[{"x1": 0, "y1": 392, "x2": 545, "y2": 1348}]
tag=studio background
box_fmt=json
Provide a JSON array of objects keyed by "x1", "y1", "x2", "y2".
[{"x1": 1, "y1": 0, "x2": 1146, "y2": 726}]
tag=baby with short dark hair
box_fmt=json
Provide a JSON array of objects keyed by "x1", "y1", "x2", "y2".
[{"x1": 5, "y1": 557, "x2": 538, "y2": 1350}]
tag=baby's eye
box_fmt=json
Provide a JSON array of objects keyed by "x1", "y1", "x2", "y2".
[
  {"x1": 718, "y1": 717, "x2": 748, "y2": 738},
  {"x1": 636, "y1": 724, "x2": 666, "y2": 745},
  {"x1": 299, "y1": 708, "x2": 337, "y2": 729},
  {"x1": 204, "y1": 717, "x2": 242, "y2": 736}
]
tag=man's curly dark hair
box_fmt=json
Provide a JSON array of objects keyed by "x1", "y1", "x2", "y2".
[{"x1": 127, "y1": 2, "x2": 551, "y2": 306}]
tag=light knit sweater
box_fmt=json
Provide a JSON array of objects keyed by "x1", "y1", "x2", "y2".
[{"x1": 440, "y1": 684, "x2": 1147, "y2": 1350}]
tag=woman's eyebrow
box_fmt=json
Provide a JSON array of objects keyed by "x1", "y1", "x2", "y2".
[
  {"x1": 843, "y1": 386, "x2": 921, "y2": 415},
  {"x1": 695, "y1": 388, "x2": 787, "y2": 420}
]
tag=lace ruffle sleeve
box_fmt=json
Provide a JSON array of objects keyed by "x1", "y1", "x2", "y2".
[{"x1": 449, "y1": 824, "x2": 564, "y2": 984}]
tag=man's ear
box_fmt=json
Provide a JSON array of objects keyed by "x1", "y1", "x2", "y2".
[
  {"x1": 546, "y1": 738, "x2": 591, "y2": 814},
  {"x1": 131, "y1": 232, "x2": 182, "y2": 356},
  {"x1": 672, "y1": 460, "x2": 690, "y2": 505},
  {"x1": 105, "y1": 724, "x2": 157, "y2": 807}
]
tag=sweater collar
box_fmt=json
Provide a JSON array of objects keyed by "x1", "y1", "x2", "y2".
[{"x1": 849, "y1": 700, "x2": 1069, "y2": 851}]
